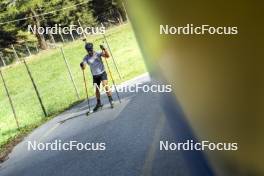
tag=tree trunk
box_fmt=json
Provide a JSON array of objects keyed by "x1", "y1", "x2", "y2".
[
  {"x1": 41, "y1": 15, "x2": 55, "y2": 46},
  {"x1": 30, "y1": 8, "x2": 48, "y2": 50}
]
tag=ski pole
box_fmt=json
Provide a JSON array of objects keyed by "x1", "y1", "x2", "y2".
[
  {"x1": 101, "y1": 23, "x2": 122, "y2": 79},
  {"x1": 104, "y1": 56, "x2": 121, "y2": 103},
  {"x1": 82, "y1": 69, "x2": 91, "y2": 112},
  {"x1": 102, "y1": 37, "x2": 122, "y2": 80}
]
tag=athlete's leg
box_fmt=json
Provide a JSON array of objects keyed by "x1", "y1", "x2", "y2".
[
  {"x1": 102, "y1": 79, "x2": 112, "y2": 97},
  {"x1": 93, "y1": 76, "x2": 103, "y2": 111},
  {"x1": 95, "y1": 83, "x2": 101, "y2": 101},
  {"x1": 102, "y1": 79, "x2": 114, "y2": 108}
]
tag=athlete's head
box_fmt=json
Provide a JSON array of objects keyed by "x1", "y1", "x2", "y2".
[{"x1": 85, "y1": 42, "x2": 94, "y2": 56}]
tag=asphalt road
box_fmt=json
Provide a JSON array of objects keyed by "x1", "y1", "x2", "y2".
[{"x1": 0, "y1": 73, "x2": 214, "y2": 176}]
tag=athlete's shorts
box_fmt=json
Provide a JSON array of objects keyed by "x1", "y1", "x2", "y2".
[{"x1": 92, "y1": 71, "x2": 108, "y2": 86}]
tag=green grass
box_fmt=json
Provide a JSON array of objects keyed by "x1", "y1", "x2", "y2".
[{"x1": 0, "y1": 24, "x2": 147, "y2": 149}]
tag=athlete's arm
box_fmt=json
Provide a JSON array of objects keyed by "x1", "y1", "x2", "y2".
[
  {"x1": 80, "y1": 58, "x2": 87, "y2": 70},
  {"x1": 100, "y1": 45, "x2": 110, "y2": 58},
  {"x1": 80, "y1": 62, "x2": 86, "y2": 70}
]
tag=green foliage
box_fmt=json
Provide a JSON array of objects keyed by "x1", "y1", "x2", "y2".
[
  {"x1": 41, "y1": 0, "x2": 96, "y2": 26},
  {"x1": 0, "y1": 25, "x2": 16, "y2": 47},
  {"x1": 88, "y1": 0, "x2": 127, "y2": 23},
  {"x1": 16, "y1": 30, "x2": 37, "y2": 42},
  {"x1": 0, "y1": 0, "x2": 45, "y2": 48},
  {"x1": 0, "y1": 0, "x2": 127, "y2": 51},
  {"x1": 0, "y1": 0, "x2": 98, "y2": 48}
]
